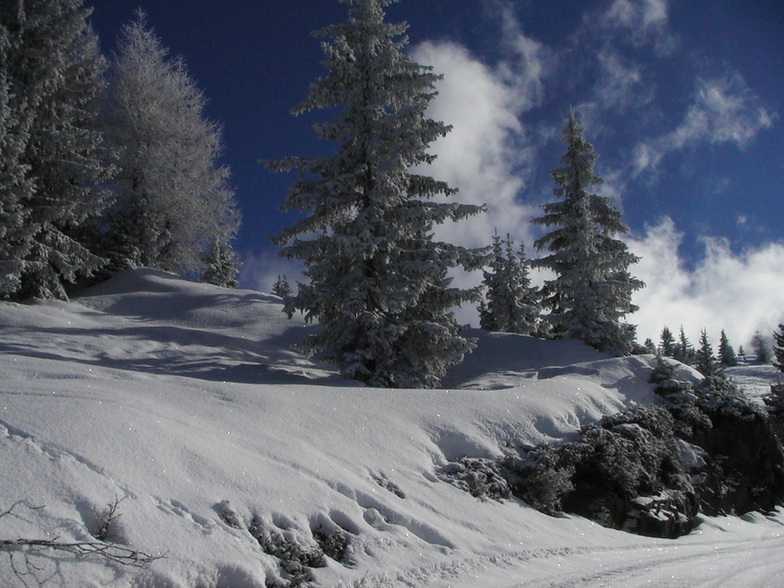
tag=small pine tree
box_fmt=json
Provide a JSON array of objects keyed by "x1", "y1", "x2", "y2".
[
  {"x1": 272, "y1": 274, "x2": 292, "y2": 300},
  {"x1": 751, "y1": 330, "x2": 772, "y2": 364},
  {"x1": 533, "y1": 109, "x2": 643, "y2": 355},
  {"x1": 659, "y1": 326, "x2": 676, "y2": 357},
  {"x1": 738, "y1": 345, "x2": 746, "y2": 361},
  {"x1": 201, "y1": 236, "x2": 240, "y2": 288},
  {"x1": 695, "y1": 329, "x2": 721, "y2": 378},
  {"x1": 271, "y1": 0, "x2": 484, "y2": 388},
  {"x1": 479, "y1": 231, "x2": 540, "y2": 335},
  {"x1": 674, "y1": 326, "x2": 695, "y2": 365},
  {"x1": 718, "y1": 329, "x2": 738, "y2": 367},
  {"x1": 642, "y1": 338, "x2": 657, "y2": 354}
]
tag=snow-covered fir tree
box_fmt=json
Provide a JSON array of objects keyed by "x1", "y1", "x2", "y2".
[
  {"x1": 659, "y1": 326, "x2": 676, "y2": 357},
  {"x1": 533, "y1": 109, "x2": 643, "y2": 355},
  {"x1": 271, "y1": 0, "x2": 484, "y2": 388},
  {"x1": 479, "y1": 231, "x2": 540, "y2": 335},
  {"x1": 718, "y1": 329, "x2": 738, "y2": 367},
  {"x1": 695, "y1": 329, "x2": 720, "y2": 378},
  {"x1": 102, "y1": 10, "x2": 240, "y2": 276},
  {"x1": 272, "y1": 275, "x2": 293, "y2": 300},
  {"x1": 1, "y1": 0, "x2": 113, "y2": 300},
  {"x1": 200, "y1": 236, "x2": 240, "y2": 288},
  {"x1": 642, "y1": 338, "x2": 656, "y2": 354},
  {"x1": 0, "y1": 21, "x2": 35, "y2": 298}
]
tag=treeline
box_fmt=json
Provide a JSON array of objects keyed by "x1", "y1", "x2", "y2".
[
  {"x1": 271, "y1": 0, "x2": 643, "y2": 388},
  {"x1": 0, "y1": 1, "x2": 240, "y2": 302}
]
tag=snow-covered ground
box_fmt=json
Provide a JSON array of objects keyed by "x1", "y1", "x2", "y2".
[{"x1": 1, "y1": 269, "x2": 782, "y2": 587}]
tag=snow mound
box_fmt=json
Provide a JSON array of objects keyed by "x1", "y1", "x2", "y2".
[{"x1": 1, "y1": 269, "x2": 783, "y2": 587}]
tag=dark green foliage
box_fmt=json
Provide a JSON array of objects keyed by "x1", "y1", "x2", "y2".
[
  {"x1": 763, "y1": 383, "x2": 784, "y2": 440},
  {"x1": 674, "y1": 326, "x2": 695, "y2": 365},
  {"x1": 752, "y1": 330, "x2": 772, "y2": 363},
  {"x1": 695, "y1": 329, "x2": 721, "y2": 377},
  {"x1": 659, "y1": 326, "x2": 676, "y2": 357},
  {"x1": 272, "y1": 274, "x2": 293, "y2": 300},
  {"x1": 718, "y1": 329, "x2": 738, "y2": 367},
  {"x1": 438, "y1": 457, "x2": 512, "y2": 502},
  {"x1": 774, "y1": 325, "x2": 784, "y2": 372}
]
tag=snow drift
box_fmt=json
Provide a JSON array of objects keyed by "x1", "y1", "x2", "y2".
[{"x1": 1, "y1": 269, "x2": 782, "y2": 587}]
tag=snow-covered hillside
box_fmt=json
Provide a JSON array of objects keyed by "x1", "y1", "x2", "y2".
[{"x1": 1, "y1": 269, "x2": 782, "y2": 587}]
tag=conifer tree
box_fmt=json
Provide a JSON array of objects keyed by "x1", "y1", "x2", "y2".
[
  {"x1": 102, "y1": 10, "x2": 240, "y2": 276},
  {"x1": 271, "y1": 0, "x2": 484, "y2": 388},
  {"x1": 774, "y1": 324, "x2": 784, "y2": 373},
  {"x1": 642, "y1": 338, "x2": 656, "y2": 354},
  {"x1": 752, "y1": 330, "x2": 772, "y2": 364},
  {"x1": 718, "y1": 329, "x2": 738, "y2": 367},
  {"x1": 479, "y1": 231, "x2": 540, "y2": 335},
  {"x1": 0, "y1": 21, "x2": 35, "y2": 297},
  {"x1": 659, "y1": 326, "x2": 676, "y2": 357},
  {"x1": 674, "y1": 326, "x2": 695, "y2": 365},
  {"x1": 272, "y1": 274, "x2": 293, "y2": 300},
  {"x1": 695, "y1": 329, "x2": 720, "y2": 378},
  {"x1": 200, "y1": 236, "x2": 240, "y2": 288},
  {"x1": 533, "y1": 109, "x2": 643, "y2": 355},
  {"x1": 1, "y1": 0, "x2": 113, "y2": 299}
]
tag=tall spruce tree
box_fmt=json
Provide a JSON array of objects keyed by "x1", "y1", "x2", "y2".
[
  {"x1": 533, "y1": 109, "x2": 643, "y2": 355},
  {"x1": 1, "y1": 0, "x2": 113, "y2": 299},
  {"x1": 271, "y1": 0, "x2": 484, "y2": 388},
  {"x1": 479, "y1": 231, "x2": 540, "y2": 335},
  {"x1": 0, "y1": 21, "x2": 35, "y2": 297},
  {"x1": 102, "y1": 10, "x2": 240, "y2": 277}
]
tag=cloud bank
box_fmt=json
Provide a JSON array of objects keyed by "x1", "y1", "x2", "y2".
[{"x1": 628, "y1": 218, "x2": 784, "y2": 348}]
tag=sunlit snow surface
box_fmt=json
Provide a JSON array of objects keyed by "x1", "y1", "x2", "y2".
[{"x1": 1, "y1": 269, "x2": 782, "y2": 587}]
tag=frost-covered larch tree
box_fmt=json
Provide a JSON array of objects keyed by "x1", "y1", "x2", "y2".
[
  {"x1": 271, "y1": 0, "x2": 485, "y2": 388},
  {"x1": 1, "y1": 0, "x2": 113, "y2": 300},
  {"x1": 102, "y1": 10, "x2": 240, "y2": 277},
  {"x1": 533, "y1": 109, "x2": 643, "y2": 355},
  {"x1": 479, "y1": 231, "x2": 540, "y2": 335}
]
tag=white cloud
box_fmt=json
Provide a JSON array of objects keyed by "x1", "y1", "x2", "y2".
[
  {"x1": 239, "y1": 248, "x2": 304, "y2": 295},
  {"x1": 598, "y1": 0, "x2": 675, "y2": 52},
  {"x1": 634, "y1": 72, "x2": 775, "y2": 174},
  {"x1": 627, "y1": 218, "x2": 784, "y2": 347},
  {"x1": 411, "y1": 40, "x2": 540, "y2": 249}
]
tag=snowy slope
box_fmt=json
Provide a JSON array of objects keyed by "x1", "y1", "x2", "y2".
[{"x1": 1, "y1": 269, "x2": 782, "y2": 587}]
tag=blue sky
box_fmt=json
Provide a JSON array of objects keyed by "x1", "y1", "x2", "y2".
[{"x1": 89, "y1": 0, "x2": 784, "y2": 348}]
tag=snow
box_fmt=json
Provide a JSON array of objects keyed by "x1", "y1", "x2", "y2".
[{"x1": 1, "y1": 268, "x2": 783, "y2": 587}]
